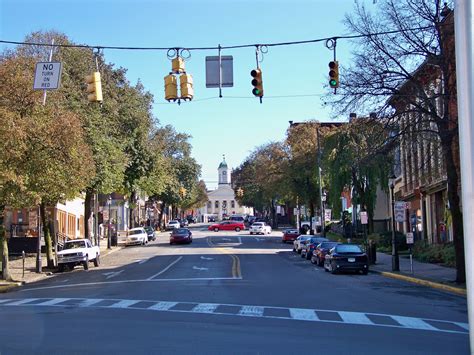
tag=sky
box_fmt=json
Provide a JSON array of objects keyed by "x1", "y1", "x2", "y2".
[{"x1": 0, "y1": 0, "x2": 375, "y2": 190}]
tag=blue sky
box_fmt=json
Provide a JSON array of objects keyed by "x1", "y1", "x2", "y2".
[{"x1": 1, "y1": 0, "x2": 371, "y2": 189}]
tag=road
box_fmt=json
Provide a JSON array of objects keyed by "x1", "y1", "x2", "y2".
[{"x1": 0, "y1": 224, "x2": 469, "y2": 354}]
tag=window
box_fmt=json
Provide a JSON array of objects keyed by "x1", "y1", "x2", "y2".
[
  {"x1": 215, "y1": 201, "x2": 219, "y2": 209},
  {"x1": 207, "y1": 201, "x2": 212, "y2": 208},
  {"x1": 231, "y1": 200, "x2": 235, "y2": 208}
]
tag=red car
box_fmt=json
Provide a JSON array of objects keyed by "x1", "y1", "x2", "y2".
[
  {"x1": 208, "y1": 221, "x2": 245, "y2": 232},
  {"x1": 282, "y1": 229, "x2": 300, "y2": 243}
]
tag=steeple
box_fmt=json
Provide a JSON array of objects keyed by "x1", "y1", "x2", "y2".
[{"x1": 218, "y1": 155, "x2": 230, "y2": 185}]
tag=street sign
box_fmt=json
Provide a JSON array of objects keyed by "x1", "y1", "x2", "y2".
[
  {"x1": 324, "y1": 209, "x2": 332, "y2": 222},
  {"x1": 33, "y1": 62, "x2": 62, "y2": 90},
  {"x1": 394, "y1": 201, "x2": 406, "y2": 223},
  {"x1": 360, "y1": 211, "x2": 368, "y2": 225},
  {"x1": 406, "y1": 232, "x2": 414, "y2": 244},
  {"x1": 205, "y1": 56, "x2": 234, "y2": 88}
]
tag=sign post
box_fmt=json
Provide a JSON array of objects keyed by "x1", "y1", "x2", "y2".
[{"x1": 406, "y1": 232, "x2": 414, "y2": 274}]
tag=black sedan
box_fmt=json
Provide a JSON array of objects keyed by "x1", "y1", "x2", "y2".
[
  {"x1": 170, "y1": 228, "x2": 193, "y2": 245},
  {"x1": 324, "y1": 244, "x2": 369, "y2": 275}
]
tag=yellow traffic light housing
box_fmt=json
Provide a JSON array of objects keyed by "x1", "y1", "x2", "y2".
[
  {"x1": 180, "y1": 74, "x2": 194, "y2": 101},
  {"x1": 251, "y1": 69, "x2": 264, "y2": 97},
  {"x1": 179, "y1": 187, "x2": 187, "y2": 198},
  {"x1": 164, "y1": 74, "x2": 178, "y2": 102},
  {"x1": 172, "y1": 57, "x2": 185, "y2": 74},
  {"x1": 85, "y1": 71, "x2": 103, "y2": 102},
  {"x1": 237, "y1": 188, "x2": 244, "y2": 197},
  {"x1": 329, "y1": 61, "x2": 339, "y2": 88}
]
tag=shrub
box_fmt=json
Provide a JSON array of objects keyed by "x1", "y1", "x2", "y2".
[
  {"x1": 413, "y1": 241, "x2": 455, "y2": 267},
  {"x1": 378, "y1": 231, "x2": 408, "y2": 250}
]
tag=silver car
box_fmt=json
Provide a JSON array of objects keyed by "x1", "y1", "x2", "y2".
[{"x1": 293, "y1": 235, "x2": 311, "y2": 254}]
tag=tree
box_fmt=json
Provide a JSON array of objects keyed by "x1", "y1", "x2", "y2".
[{"x1": 327, "y1": 1, "x2": 464, "y2": 281}]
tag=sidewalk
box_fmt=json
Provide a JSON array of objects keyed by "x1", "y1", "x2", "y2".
[
  {"x1": 371, "y1": 251, "x2": 466, "y2": 296},
  {"x1": 0, "y1": 241, "x2": 123, "y2": 292}
]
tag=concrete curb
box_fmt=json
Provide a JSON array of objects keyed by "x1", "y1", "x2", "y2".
[
  {"x1": 0, "y1": 281, "x2": 24, "y2": 293},
  {"x1": 371, "y1": 269, "x2": 466, "y2": 296}
]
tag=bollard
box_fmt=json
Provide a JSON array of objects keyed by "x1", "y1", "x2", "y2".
[{"x1": 22, "y1": 250, "x2": 25, "y2": 278}]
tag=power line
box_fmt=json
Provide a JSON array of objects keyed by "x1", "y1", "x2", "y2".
[{"x1": 0, "y1": 25, "x2": 435, "y2": 52}]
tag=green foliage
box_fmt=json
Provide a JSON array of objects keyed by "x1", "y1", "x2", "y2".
[{"x1": 413, "y1": 241, "x2": 456, "y2": 267}]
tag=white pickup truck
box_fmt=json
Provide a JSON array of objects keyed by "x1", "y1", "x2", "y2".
[{"x1": 57, "y1": 239, "x2": 100, "y2": 272}]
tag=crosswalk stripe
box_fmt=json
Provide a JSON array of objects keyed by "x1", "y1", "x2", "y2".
[
  {"x1": 239, "y1": 305, "x2": 264, "y2": 317},
  {"x1": 109, "y1": 300, "x2": 141, "y2": 308},
  {"x1": 148, "y1": 301, "x2": 178, "y2": 311},
  {"x1": 192, "y1": 303, "x2": 219, "y2": 313},
  {"x1": 79, "y1": 299, "x2": 103, "y2": 307},
  {"x1": 454, "y1": 322, "x2": 470, "y2": 331},
  {"x1": 36, "y1": 298, "x2": 70, "y2": 306},
  {"x1": 339, "y1": 311, "x2": 374, "y2": 325},
  {"x1": 0, "y1": 299, "x2": 12, "y2": 304},
  {"x1": 4, "y1": 298, "x2": 39, "y2": 306},
  {"x1": 391, "y1": 315, "x2": 438, "y2": 331},
  {"x1": 289, "y1": 308, "x2": 319, "y2": 321}
]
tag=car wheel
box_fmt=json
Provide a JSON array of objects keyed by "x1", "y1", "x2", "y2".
[
  {"x1": 58, "y1": 264, "x2": 65, "y2": 272},
  {"x1": 297, "y1": 248, "x2": 302, "y2": 254},
  {"x1": 83, "y1": 256, "x2": 89, "y2": 270},
  {"x1": 324, "y1": 263, "x2": 329, "y2": 272},
  {"x1": 330, "y1": 261, "x2": 338, "y2": 274},
  {"x1": 94, "y1": 254, "x2": 100, "y2": 267},
  {"x1": 214, "y1": 227, "x2": 219, "y2": 232},
  {"x1": 362, "y1": 268, "x2": 369, "y2": 275},
  {"x1": 301, "y1": 252, "x2": 306, "y2": 258},
  {"x1": 306, "y1": 252, "x2": 312, "y2": 260},
  {"x1": 235, "y1": 227, "x2": 241, "y2": 232},
  {"x1": 292, "y1": 246, "x2": 296, "y2": 252},
  {"x1": 250, "y1": 232, "x2": 253, "y2": 235}
]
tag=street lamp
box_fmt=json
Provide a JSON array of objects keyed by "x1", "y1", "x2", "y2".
[
  {"x1": 321, "y1": 190, "x2": 327, "y2": 237},
  {"x1": 107, "y1": 196, "x2": 112, "y2": 250},
  {"x1": 389, "y1": 174, "x2": 399, "y2": 271}
]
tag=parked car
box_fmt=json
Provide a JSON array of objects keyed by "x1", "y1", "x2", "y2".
[
  {"x1": 293, "y1": 235, "x2": 312, "y2": 254},
  {"x1": 311, "y1": 241, "x2": 341, "y2": 266},
  {"x1": 170, "y1": 228, "x2": 193, "y2": 245},
  {"x1": 249, "y1": 222, "x2": 272, "y2": 235},
  {"x1": 247, "y1": 216, "x2": 257, "y2": 225},
  {"x1": 179, "y1": 218, "x2": 189, "y2": 227},
  {"x1": 324, "y1": 244, "x2": 369, "y2": 274},
  {"x1": 57, "y1": 239, "x2": 100, "y2": 272},
  {"x1": 186, "y1": 215, "x2": 197, "y2": 224},
  {"x1": 208, "y1": 221, "x2": 245, "y2": 232},
  {"x1": 126, "y1": 227, "x2": 148, "y2": 246},
  {"x1": 144, "y1": 226, "x2": 156, "y2": 241},
  {"x1": 281, "y1": 229, "x2": 300, "y2": 243},
  {"x1": 166, "y1": 220, "x2": 180, "y2": 230},
  {"x1": 208, "y1": 216, "x2": 216, "y2": 223},
  {"x1": 230, "y1": 215, "x2": 245, "y2": 223},
  {"x1": 301, "y1": 237, "x2": 330, "y2": 259}
]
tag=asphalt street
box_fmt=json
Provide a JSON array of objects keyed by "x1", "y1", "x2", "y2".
[{"x1": 0, "y1": 224, "x2": 469, "y2": 354}]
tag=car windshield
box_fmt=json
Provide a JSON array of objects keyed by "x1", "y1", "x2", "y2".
[
  {"x1": 174, "y1": 228, "x2": 188, "y2": 234},
  {"x1": 128, "y1": 229, "x2": 144, "y2": 236},
  {"x1": 253, "y1": 223, "x2": 263, "y2": 227},
  {"x1": 336, "y1": 244, "x2": 362, "y2": 253},
  {"x1": 64, "y1": 241, "x2": 86, "y2": 249},
  {"x1": 320, "y1": 242, "x2": 339, "y2": 249}
]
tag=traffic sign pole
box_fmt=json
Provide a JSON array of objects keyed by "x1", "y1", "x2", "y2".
[{"x1": 42, "y1": 39, "x2": 55, "y2": 106}]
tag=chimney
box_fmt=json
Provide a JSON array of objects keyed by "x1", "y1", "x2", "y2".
[
  {"x1": 369, "y1": 112, "x2": 377, "y2": 119},
  {"x1": 349, "y1": 113, "x2": 357, "y2": 122}
]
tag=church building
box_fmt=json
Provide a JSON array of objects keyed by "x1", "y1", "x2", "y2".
[{"x1": 198, "y1": 156, "x2": 253, "y2": 222}]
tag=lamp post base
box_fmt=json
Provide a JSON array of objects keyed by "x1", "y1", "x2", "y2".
[{"x1": 392, "y1": 254, "x2": 400, "y2": 272}]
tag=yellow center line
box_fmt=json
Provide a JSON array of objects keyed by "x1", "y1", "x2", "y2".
[{"x1": 207, "y1": 237, "x2": 242, "y2": 279}]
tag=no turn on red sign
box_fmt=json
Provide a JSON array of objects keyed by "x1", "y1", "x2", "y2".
[{"x1": 33, "y1": 62, "x2": 62, "y2": 90}]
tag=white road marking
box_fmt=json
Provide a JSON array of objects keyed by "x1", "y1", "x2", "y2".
[
  {"x1": 5, "y1": 298, "x2": 39, "y2": 306},
  {"x1": 36, "y1": 298, "x2": 70, "y2": 306},
  {"x1": 193, "y1": 266, "x2": 209, "y2": 271},
  {"x1": 239, "y1": 305, "x2": 264, "y2": 317},
  {"x1": 200, "y1": 256, "x2": 214, "y2": 261},
  {"x1": 1, "y1": 297, "x2": 467, "y2": 335},
  {"x1": 79, "y1": 299, "x2": 103, "y2": 307},
  {"x1": 290, "y1": 308, "x2": 319, "y2": 321},
  {"x1": 339, "y1": 311, "x2": 374, "y2": 325},
  {"x1": 103, "y1": 270, "x2": 124, "y2": 279},
  {"x1": 147, "y1": 256, "x2": 183, "y2": 280},
  {"x1": 109, "y1": 300, "x2": 141, "y2": 308},
  {"x1": 255, "y1": 238, "x2": 262, "y2": 242},
  {"x1": 238, "y1": 237, "x2": 242, "y2": 244},
  {"x1": 148, "y1": 301, "x2": 177, "y2": 311},
  {"x1": 192, "y1": 303, "x2": 219, "y2": 313},
  {"x1": 391, "y1": 315, "x2": 438, "y2": 331}
]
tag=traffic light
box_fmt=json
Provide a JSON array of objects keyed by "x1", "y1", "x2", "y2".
[
  {"x1": 236, "y1": 188, "x2": 244, "y2": 197},
  {"x1": 85, "y1": 71, "x2": 103, "y2": 102},
  {"x1": 164, "y1": 74, "x2": 178, "y2": 101},
  {"x1": 250, "y1": 69, "x2": 263, "y2": 97},
  {"x1": 329, "y1": 61, "x2": 339, "y2": 88},
  {"x1": 180, "y1": 74, "x2": 194, "y2": 101},
  {"x1": 179, "y1": 187, "x2": 187, "y2": 198},
  {"x1": 172, "y1": 57, "x2": 185, "y2": 74}
]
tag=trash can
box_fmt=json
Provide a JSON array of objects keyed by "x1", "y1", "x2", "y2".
[{"x1": 111, "y1": 233, "x2": 118, "y2": 247}]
